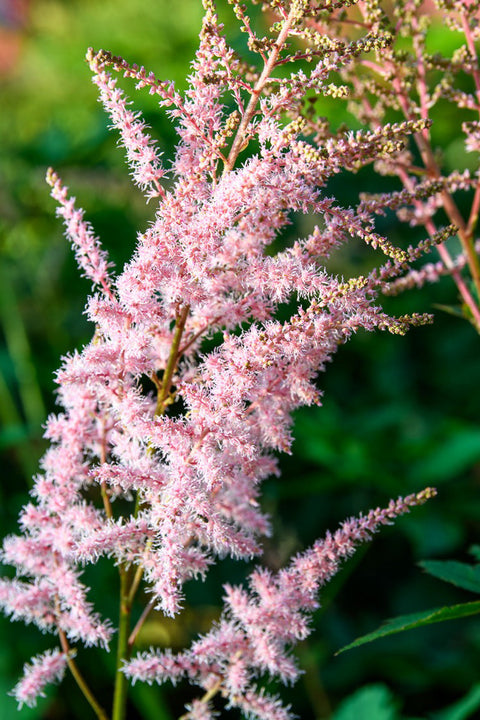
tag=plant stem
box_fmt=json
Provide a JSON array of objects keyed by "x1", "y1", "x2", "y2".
[
  {"x1": 100, "y1": 420, "x2": 114, "y2": 520},
  {"x1": 58, "y1": 629, "x2": 109, "y2": 720},
  {"x1": 112, "y1": 568, "x2": 132, "y2": 720},
  {"x1": 128, "y1": 598, "x2": 155, "y2": 650},
  {"x1": 223, "y1": 6, "x2": 297, "y2": 173},
  {"x1": 177, "y1": 678, "x2": 223, "y2": 720},
  {"x1": 156, "y1": 304, "x2": 190, "y2": 416},
  {"x1": 111, "y1": 306, "x2": 191, "y2": 718}
]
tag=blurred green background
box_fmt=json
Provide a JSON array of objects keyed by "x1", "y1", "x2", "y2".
[{"x1": 1, "y1": 1, "x2": 479, "y2": 718}]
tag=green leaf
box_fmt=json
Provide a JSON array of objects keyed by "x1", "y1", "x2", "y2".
[
  {"x1": 432, "y1": 684, "x2": 480, "y2": 720},
  {"x1": 336, "y1": 601, "x2": 480, "y2": 655},
  {"x1": 419, "y1": 560, "x2": 480, "y2": 594},
  {"x1": 332, "y1": 684, "x2": 399, "y2": 720},
  {"x1": 432, "y1": 303, "x2": 465, "y2": 319},
  {"x1": 412, "y1": 427, "x2": 480, "y2": 484}
]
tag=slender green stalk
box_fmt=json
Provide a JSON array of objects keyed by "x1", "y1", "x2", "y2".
[
  {"x1": 111, "y1": 307, "x2": 191, "y2": 719},
  {"x1": 177, "y1": 678, "x2": 223, "y2": 720},
  {"x1": 128, "y1": 598, "x2": 155, "y2": 650},
  {"x1": 156, "y1": 304, "x2": 190, "y2": 415},
  {"x1": 100, "y1": 422, "x2": 114, "y2": 520},
  {"x1": 112, "y1": 568, "x2": 132, "y2": 720},
  {"x1": 58, "y1": 629, "x2": 109, "y2": 720}
]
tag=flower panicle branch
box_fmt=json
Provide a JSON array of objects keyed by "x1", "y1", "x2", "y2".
[
  {"x1": 46, "y1": 168, "x2": 115, "y2": 297},
  {"x1": 298, "y1": 0, "x2": 480, "y2": 330},
  {"x1": 123, "y1": 489, "x2": 436, "y2": 720},
  {"x1": 10, "y1": 649, "x2": 69, "y2": 710}
]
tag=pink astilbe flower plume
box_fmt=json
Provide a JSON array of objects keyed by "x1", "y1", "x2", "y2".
[
  {"x1": 124, "y1": 489, "x2": 435, "y2": 720},
  {"x1": 86, "y1": 48, "x2": 167, "y2": 201},
  {"x1": 11, "y1": 649, "x2": 68, "y2": 709},
  {"x1": 1, "y1": 0, "x2": 440, "y2": 716},
  {"x1": 46, "y1": 169, "x2": 115, "y2": 297}
]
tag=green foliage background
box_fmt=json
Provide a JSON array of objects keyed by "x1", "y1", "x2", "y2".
[{"x1": 1, "y1": 1, "x2": 479, "y2": 718}]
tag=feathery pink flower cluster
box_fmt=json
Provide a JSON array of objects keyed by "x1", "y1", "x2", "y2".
[
  {"x1": 1, "y1": 1, "x2": 439, "y2": 717},
  {"x1": 124, "y1": 490, "x2": 435, "y2": 720},
  {"x1": 11, "y1": 649, "x2": 68, "y2": 709}
]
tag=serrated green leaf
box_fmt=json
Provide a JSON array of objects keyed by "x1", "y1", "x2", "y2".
[
  {"x1": 419, "y1": 560, "x2": 480, "y2": 594},
  {"x1": 336, "y1": 601, "x2": 480, "y2": 655}
]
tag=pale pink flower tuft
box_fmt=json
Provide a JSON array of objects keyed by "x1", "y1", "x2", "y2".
[
  {"x1": 46, "y1": 169, "x2": 114, "y2": 296},
  {"x1": 184, "y1": 698, "x2": 219, "y2": 720},
  {"x1": 124, "y1": 490, "x2": 436, "y2": 719},
  {"x1": 11, "y1": 649, "x2": 68, "y2": 708}
]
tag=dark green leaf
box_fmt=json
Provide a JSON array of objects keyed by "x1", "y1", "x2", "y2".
[
  {"x1": 412, "y1": 427, "x2": 480, "y2": 483},
  {"x1": 336, "y1": 601, "x2": 480, "y2": 655},
  {"x1": 420, "y1": 560, "x2": 480, "y2": 594}
]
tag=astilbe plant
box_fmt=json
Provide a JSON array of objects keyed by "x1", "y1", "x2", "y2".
[
  {"x1": 0, "y1": 1, "x2": 439, "y2": 718},
  {"x1": 303, "y1": 0, "x2": 480, "y2": 330}
]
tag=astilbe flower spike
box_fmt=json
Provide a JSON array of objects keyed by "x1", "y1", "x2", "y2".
[
  {"x1": 1, "y1": 1, "x2": 437, "y2": 717},
  {"x1": 124, "y1": 489, "x2": 436, "y2": 720},
  {"x1": 11, "y1": 649, "x2": 69, "y2": 709}
]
